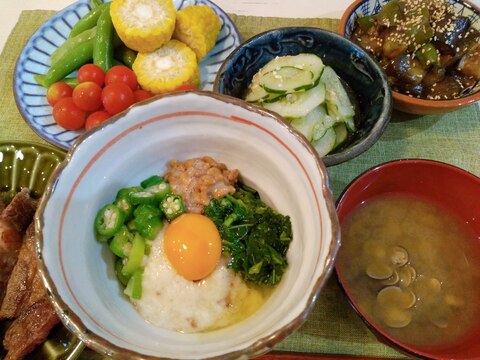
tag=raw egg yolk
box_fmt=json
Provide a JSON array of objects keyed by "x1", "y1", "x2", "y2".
[{"x1": 164, "y1": 213, "x2": 222, "y2": 281}]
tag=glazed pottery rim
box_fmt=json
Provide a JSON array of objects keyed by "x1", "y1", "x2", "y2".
[
  {"x1": 214, "y1": 26, "x2": 393, "y2": 167},
  {"x1": 337, "y1": 0, "x2": 480, "y2": 109},
  {"x1": 35, "y1": 90, "x2": 341, "y2": 360},
  {"x1": 335, "y1": 157, "x2": 480, "y2": 360}
]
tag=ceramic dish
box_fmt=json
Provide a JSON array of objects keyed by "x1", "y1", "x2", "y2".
[
  {"x1": 336, "y1": 159, "x2": 480, "y2": 359},
  {"x1": 13, "y1": 0, "x2": 241, "y2": 150},
  {"x1": 0, "y1": 141, "x2": 84, "y2": 360},
  {"x1": 36, "y1": 90, "x2": 339, "y2": 359},
  {"x1": 214, "y1": 27, "x2": 392, "y2": 167},
  {"x1": 339, "y1": 0, "x2": 480, "y2": 115}
]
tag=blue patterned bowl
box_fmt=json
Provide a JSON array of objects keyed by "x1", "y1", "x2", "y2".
[
  {"x1": 339, "y1": 0, "x2": 480, "y2": 114},
  {"x1": 14, "y1": 0, "x2": 241, "y2": 150},
  {"x1": 214, "y1": 27, "x2": 392, "y2": 167}
]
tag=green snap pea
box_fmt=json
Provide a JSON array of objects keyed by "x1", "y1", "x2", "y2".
[
  {"x1": 93, "y1": 3, "x2": 113, "y2": 72},
  {"x1": 114, "y1": 45, "x2": 138, "y2": 69},
  {"x1": 52, "y1": 27, "x2": 96, "y2": 64},
  {"x1": 91, "y1": 0, "x2": 103, "y2": 8},
  {"x1": 69, "y1": 3, "x2": 108, "y2": 38},
  {"x1": 34, "y1": 74, "x2": 78, "y2": 88},
  {"x1": 43, "y1": 39, "x2": 94, "y2": 87}
]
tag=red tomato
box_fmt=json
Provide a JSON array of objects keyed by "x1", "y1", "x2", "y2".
[
  {"x1": 85, "y1": 111, "x2": 111, "y2": 131},
  {"x1": 72, "y1": 81, "x2": 103, "y2": 112},
  {"x1": 52, "y1": 97, "x2": 87, "y2": 130},
  {"x1": 134, "y1": 89, "x2": 153, "y2": 103},
  {"x1": 101, "y1": 83, "x2": 135, "y2": 115},
  {"x1": 174, "y1": 85, "x2": 197, "y2": 92},
  {"x1": 105, "y1": 65, "x2": 138, "y2": 91},
  {"x1": 46, "y1": 82, "x2": 73, "y2": 106},
  {"x1": 78, "y1": 64, "x2": 105, "y2": 87}
]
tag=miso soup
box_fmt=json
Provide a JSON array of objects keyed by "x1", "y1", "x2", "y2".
[{"x1": 338, "y1": 193, "x2": 480, "y2": 348}]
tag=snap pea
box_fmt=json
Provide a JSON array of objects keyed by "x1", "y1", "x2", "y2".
[
  {"x1": 91, "y1": 0, "x2": 103, "y2": 8},
  {"x1": 34, "y1": 74, "x2": 78, "y2": 88},
  {"x1": 114, "y1": 45, "x2": 137, "y2": 69},
  {"x1": 51, "y1": 26, "x2": 96, "y2": 64},
  {"x1": 69, "y1": 3, "x2": 108, "y2": 38},
  {"x1": 93, "y1": 3, "x2": 113, "y2": 72},
  {"x1": 43, "y1": 39, "x2": 94, "y2": 87}
]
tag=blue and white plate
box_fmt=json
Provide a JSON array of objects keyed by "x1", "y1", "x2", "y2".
[{"x1": 14, "y1": 0, "x2": 241, "y2": 150}]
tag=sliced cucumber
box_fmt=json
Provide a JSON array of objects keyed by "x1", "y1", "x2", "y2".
[
  {"x1": 290, "y1": 105, "x2": 325, "y2": 142},
  {"x1": 333, "y1": 122, "x2": 348, "y2": 148},
  {"x1": 260, "y1": 67, "x2": 314, "y2": 94},
  {"x1": 256, "y1": 54, "x2": 325, "y2": 93},
  {"x1": 321, "y1": 66, "x2": 355, "y2": 122},
  {"x1": 312, "y1": 127, "x2": 336, "y2": 157},
  {"x1": 245, "y1": 82, "x2": 284, "y2": 103},
  {"x1": 345, "y1": 116, "x2": 356, "y2": 132},
  {"x1": 263, "y1": 82, "x2": 326, "y2": 118}
]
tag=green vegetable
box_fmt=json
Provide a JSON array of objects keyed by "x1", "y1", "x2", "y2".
[
  {"x1": 93, "y1": 3, "x2": 114, "y2": 72},
  {"x1": 42, "y1": 39, "x2": 94, "y2": 87},
  {"x1": 415, "y1": 43, "x2": 440, "y2": 68},
  {"x1": 115, "y1": 258, "x2": 130, "y2": 286},
  {"x1": 34, "y1": 74, "x2": 78, "y2": 88},
  {"x1": 94, "y1": 204, "x2": 126, "y2": 238},
  {"x1": 128, "y1": 191, "x2": 157, "y2": 206},
  {"x1": 140, "y1": 175, "x2": 164, "y2": 188},
  {"x1": 357, "y1": 15, "x2": 376, "y2": 31},
  {"x1": 114, "y1": 45, "x2": 138, "y2": 68},
  {"x1": 114, "y1": 196, "x2": 134, "y2": 221},
  {"x1": 375, "y1": 0, "x2": 403, "y2": 27},
  {"x1": 204, "y1": 184, "x2": 292, "y2": 286},
  {"x1": 91, "y1": 0, "x2": 103, "y2": 8},
  {"x1": 144, "y1": 182, "x2": 171, "y2": 202},
  {"x1": 52, "y1": 27, "x2": 97, "y2": 64},
  {"x1": 124, "y1": 268, "x2": 144, "y2": 300},
  {"x1": 161, "y1": 194, "x2": 186, "y2": 221},
  {"x1": 69, "y1": 3, "x2": 108, "y2": 38},
  {"x1": 121, "y1": 233, "x2": 145, "y2": 276},
  {"x1": 133, "y1": 204, "x2": 164, "y2": 240},
  {"x1": 109, "y1": 225, "x2": 133, "y2": 258}
]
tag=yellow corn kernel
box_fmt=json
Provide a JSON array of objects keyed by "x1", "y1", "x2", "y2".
[
  {"x1": 133, "y1": 39, "x2": 200, "y2": 94},
  {"x1": 172, "y1": 5, "x2": 221, "y2": 61},
  {"x1": 110, "y1": 0, "x2": 176, "y2": 53}
]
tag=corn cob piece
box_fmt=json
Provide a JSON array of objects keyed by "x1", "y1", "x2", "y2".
[
  {"x1": 110, "y1": 0, "x2": 176, "y2": 53},
  {"x1": 172, "y1": 5, "x2": 221, "y2": 61},
  {"x1": 133, "y1": 39, "x2": 200, "y2": 94}
]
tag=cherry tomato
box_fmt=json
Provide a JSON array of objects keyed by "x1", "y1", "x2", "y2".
[
  {"x1": 72, "y1": 81, "x2": 103, "y2": 112},
  {"x1": 174, "y1": 85, "x2": 197, "y2": 92},
  {"x1": 46, "y1": 82, "x2": 73, "y2": 106},
  {"x1": 101, "y1": 83, "x2": 135, "y2": 115},
  {"x1": 52, "y1": 97, "x2": 87, "y2": 130},
  {"x1": 77, "y1": 64, "x2": 105, "y2": 87},
  {"x1": 134, "y1": 89, "x2": 153, "y2": 103},
  {"x1": 105, "y1": 65, "x2": 138, "y2": 91},
  {"x1": 85, "y1": 111, "x2": 111, "y2": 131}
]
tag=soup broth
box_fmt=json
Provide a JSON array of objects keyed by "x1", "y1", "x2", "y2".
[{"x1": 338, "y1": 193, "x2": 480, "y2": 348}]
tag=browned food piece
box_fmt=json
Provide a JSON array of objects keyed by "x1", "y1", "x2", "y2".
[
  {"x1": 0, "y1": 189, "x2": 36, "y2": 303},
  {"x1": 433, "y1": 15, "x2": 471, "y2": 55},
  {"x1": 0, "y1": 224, "x2": 45, "y2": 319},
  {"x1": 3, "y1": 297, "x2": 59, "y2": 360},
  {"x1": 424, "y1": 74, "x2": 476, "y2": 100},
  {"x1": 352, "y1": 25, "x2": 384, "y2": 57},
  {"x1": 164, "y1": 156, "x2": 239, "y2": 214},
  {"x1": 457, "y1": 42, "x2": 480, "y2": 80}
]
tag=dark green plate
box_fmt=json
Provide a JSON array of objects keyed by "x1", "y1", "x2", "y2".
[{"x1": 0, "y1": 141, "x2": 85, "y2": 360}]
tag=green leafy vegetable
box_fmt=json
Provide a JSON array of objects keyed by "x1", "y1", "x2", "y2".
[{"x1": 204, "y1": 184, "x2": 292, "y2": 286}]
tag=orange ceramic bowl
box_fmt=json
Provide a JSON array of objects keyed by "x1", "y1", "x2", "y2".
[{"x1": 338, "y1": 0, "x2": 480, "y2": 115}]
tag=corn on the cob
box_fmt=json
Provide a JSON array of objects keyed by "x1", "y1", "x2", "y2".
[
  {"x1": 172, "y1": 5, "x2": 221, "y2": 61},
  {"x1": 110, "y1": 0, "x2": 176, "y2": 53},
  {"x1": 133, "y1": 39, "x2": 200, "y2": 94}
]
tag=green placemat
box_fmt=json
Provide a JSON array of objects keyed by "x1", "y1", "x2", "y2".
[{"x1": 2, "y1": 10, "x2": 480, "y2": 360}]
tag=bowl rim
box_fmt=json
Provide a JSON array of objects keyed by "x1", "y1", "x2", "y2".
[
  {"x1": 334, "y1": 157, "x2": 480, "y2": 360},
  {"x1": 213, "y1": 26, "x2": 393, "y2": 167},
  {"x1": 337, "y1": 0, "x2": 480, "y2": 109},
  {"x1": 35, "y1": 90, "x2": 341, "y2": 360}
]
